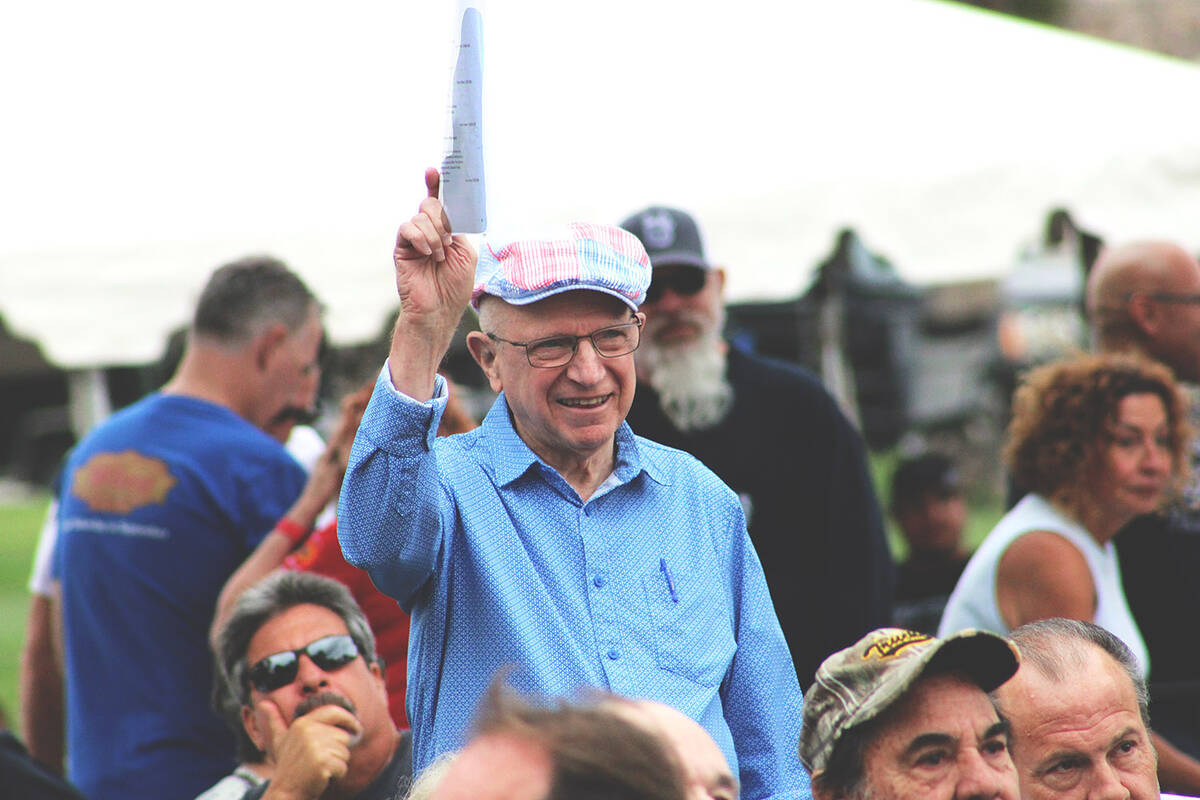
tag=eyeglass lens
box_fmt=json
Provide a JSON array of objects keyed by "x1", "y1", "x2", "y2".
[
  {"x1": 248, "y1": 634, "x2": 360, "y2": 693},
  {"x1": 644, "y1": 268, "x2": 707, "y2": 304},
  {"x1": 525, "y1": 322, "x2": 641, "y2": 367}
]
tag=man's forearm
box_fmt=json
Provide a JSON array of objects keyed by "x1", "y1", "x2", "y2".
[
  {"x1": 337, "y1": 374, "x2": 449, "y2": 607},
  {"x1": 387, "y1": 315, "x2": 461, "y2": 402},
  {"x1": 19, "y1": 594, "x2": 65, "y2": 773}
]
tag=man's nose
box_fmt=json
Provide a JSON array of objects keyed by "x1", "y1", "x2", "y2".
[
  {"x1": 1086, "y1": 761, "x2": 1133, "y2": 800},
  {"x1": 295, "y1": 654, "x2": 331, "y2": 693},
  {"x1": 954, "y1": 750, "x2": 1017, "y2": 800},
  {"x1": 566, "y1": 338, "x2": 607, "y2": 384},
  {"x1": 647, "y1": 285, "x2": 687, "y2": 313}
]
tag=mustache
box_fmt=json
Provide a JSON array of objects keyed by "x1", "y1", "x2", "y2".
[
  {"x1": 270, "y1": 404, "x2": 319, "y2": 427},
  {"x1": 294, "y1": 691, "x2": 357, "y2": 720}
]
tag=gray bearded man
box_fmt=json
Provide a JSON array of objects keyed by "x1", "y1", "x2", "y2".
[{"x1": 621, "y1": 206, "x2": 895, "y2": 687}]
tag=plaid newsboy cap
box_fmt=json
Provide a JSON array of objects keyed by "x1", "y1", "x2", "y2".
[{"x1": 471, "y1": 222, "x2": 651, "y2": 311}]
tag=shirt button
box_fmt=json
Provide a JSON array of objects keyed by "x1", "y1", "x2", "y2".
[
  {"x1": 607, "y1": 649, "x2": 620, "y2": 661},
  {"x1": 593, "y1": 575, "x2": 606, "y2": 588}
]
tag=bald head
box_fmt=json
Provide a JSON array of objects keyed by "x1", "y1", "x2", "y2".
[
  {"x1": 609, "y1": 701, "x2": 737, "y2": 800},
  {"x1": 1086, "y1": 241, "x2": 1200, "y2": 380}
]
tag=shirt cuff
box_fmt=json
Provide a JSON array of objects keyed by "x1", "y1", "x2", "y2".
[{"x1": 364, "y1": 363, "x2": 449, "y2": 452}]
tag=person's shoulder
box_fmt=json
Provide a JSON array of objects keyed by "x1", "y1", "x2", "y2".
[
  {"x1": 729, "y1": 345, "x2": 816, "y2": 382},
  {"x1": 634, "y1": 434, "x2": 735, "y2": 494},
  {"x1": 71, "y1": 393, "x2": 157, "y2": 439},
  {"x1": 432, "y1": 423, "x2": 487, "y2": 459},
  {"x1": 727, "y1": 346, "x2": 844, "y2": 410}
]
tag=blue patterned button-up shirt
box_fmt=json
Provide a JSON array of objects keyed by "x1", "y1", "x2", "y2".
[{"x1": 338, "y1": 370, "x2": 810, "y2": 799}]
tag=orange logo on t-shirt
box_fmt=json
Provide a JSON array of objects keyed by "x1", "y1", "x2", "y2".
[{"x1": 71, "y1": 451, "x2": 177, "y2": 513}]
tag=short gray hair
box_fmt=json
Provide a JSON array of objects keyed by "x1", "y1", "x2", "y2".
[
  {"x1": 193, "y1": 255, "x2": 319, "y2": 344},
  {"x1": 214, "y1": 571, "x2": 379, "y2": 708},
  {"x1": 1007, "y1": 618, "x2": 1150, "y2": 726}
]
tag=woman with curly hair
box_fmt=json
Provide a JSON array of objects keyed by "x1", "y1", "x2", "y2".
[{"x1": 939, "y1": 353, "x2": 1190, "y2": 672}]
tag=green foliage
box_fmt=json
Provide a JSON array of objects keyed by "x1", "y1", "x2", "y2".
[{"x1": 0, "y1": 494, "x2": 50, "y2": 736}]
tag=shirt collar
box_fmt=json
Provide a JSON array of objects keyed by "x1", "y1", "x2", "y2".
[{"x1": 482, "y1": 393, "x2": 666, "y2": 488}]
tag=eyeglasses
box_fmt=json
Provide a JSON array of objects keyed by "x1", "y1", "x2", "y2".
[
  {"x1": 644, "y1": 268, "x2": 707, "y2": 304},
  {"x1": 1147, "y1": 292, "x2": 1200, "y2": 305},
  {"x1": 246, "y1": 634, "x2": 360, "y2": 693},
  {"x1": 487, "y1": 319, "x2": 643, "y2": 368}
]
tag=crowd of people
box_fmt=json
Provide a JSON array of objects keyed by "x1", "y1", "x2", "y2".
[{"x1": 8, "y1": 165, "x2": 1200, "y2": 800}]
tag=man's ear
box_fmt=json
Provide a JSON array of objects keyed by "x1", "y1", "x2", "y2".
[
  {"x1": 242, "y1": 703, "x2": 269, "y2": 755},
  {"x1": 1127, "y1": 292, "x2": 1160, "y2": 337},
  {"x1": 466, "y1": 331, "x2": 504, "y2": 393},
  {"x1": 712, "y1": 266, "x2": 727, "y2": 298},
  {"x1": 369, "y1": 660, "x2": 389, "y2": 700},
  {"x1": 809, "y1": 772, "x2": 839, "y2": 800},
  {"x1": 253, "y1": 322, "x2": 289, "y2": 373}
]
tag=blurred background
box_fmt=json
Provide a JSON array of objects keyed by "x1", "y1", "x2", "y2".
[{"x1": 2, "y1": 0, "x2": 1199, "y2": 733}]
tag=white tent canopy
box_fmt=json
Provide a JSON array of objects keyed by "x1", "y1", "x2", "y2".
[{"x1": 3, "y1": 0, "x2": 1199, "y2": 369}]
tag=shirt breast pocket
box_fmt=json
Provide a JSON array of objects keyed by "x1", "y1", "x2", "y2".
[{"x1": 641, "y1": 564, "x2": 737, "y2": 688}]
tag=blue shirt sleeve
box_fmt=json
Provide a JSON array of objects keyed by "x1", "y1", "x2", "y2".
[
  {"x1": 720, "y1": 505, "x2": 812, "y2": 800},
  {"x1": 337, "y1": 366, "x2": 452, "y2": 609}
]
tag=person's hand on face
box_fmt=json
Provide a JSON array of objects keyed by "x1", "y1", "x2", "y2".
[
  {"x1": 258, "y1": 696, "x2": 363, "y2": 800},
  {"x1": 393, "y1": 168, "x2": 478, "y2": 332}
]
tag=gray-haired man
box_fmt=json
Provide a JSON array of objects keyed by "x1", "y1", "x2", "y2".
[
  {"x1": 215, "y1": 571, "x2": 411, "y2": 800},
  {"x1": 996, "y1": 618, "x2": 1196, "y2": 800}
]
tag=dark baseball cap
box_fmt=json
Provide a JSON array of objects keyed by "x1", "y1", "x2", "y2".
[{"x1": 619, "y1": 206, "x2": 711, "y2": 271}]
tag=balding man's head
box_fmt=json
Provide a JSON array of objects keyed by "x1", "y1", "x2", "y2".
[
  {"x1": 1086, "y1": 241, "x2": 1200, "y2": 381},
  {"x1": 995, "y1": 619, "x2": 1158, "y2": 800},
  {"x1": 608, "y1": 700, "x2": 737, "y2": 800}
]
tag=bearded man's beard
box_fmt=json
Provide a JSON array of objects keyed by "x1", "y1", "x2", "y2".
[{"x1": 638, "y1": 310, "x2": 733, "y2": 432}]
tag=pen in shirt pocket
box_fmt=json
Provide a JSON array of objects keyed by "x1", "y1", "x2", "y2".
[{"x1": 659, "y1": 558, "x2": 679, "y2": 603}]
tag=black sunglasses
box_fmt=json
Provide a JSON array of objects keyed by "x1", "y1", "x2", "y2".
[
  {"x1": 246, "y1": 634, "x2": 360, "y2": 693},
  {"x1": 644, "y1": 268, "x2": 707, "y2": 304}
]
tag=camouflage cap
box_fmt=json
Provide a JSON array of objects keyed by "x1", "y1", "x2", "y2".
[{"x1": 798, "y1": 628, "x2": 1020, "y2": 775}]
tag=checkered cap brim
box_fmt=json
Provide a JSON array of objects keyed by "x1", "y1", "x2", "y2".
[{"x1": 471, "y1": 223, "x2": 651, "y2": 310}]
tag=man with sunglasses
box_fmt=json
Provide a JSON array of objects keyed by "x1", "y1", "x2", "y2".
[
  {"x1": 337, "y1": 170, "x2": 808, "y2": 799},
  {"x1": 215, "y1": 571, "x2": 410, "y2": 800},
  {"x1": 1087, "y1": 241, "x2": 1200, "y2": 771},
  {"x1": 619, "y1": 206, "x2": 894, "y2": 689}
]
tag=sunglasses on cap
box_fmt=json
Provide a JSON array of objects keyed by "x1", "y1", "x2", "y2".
[
  {"x1": 644, "y1": 267, "x2": 707, "y2": 304},
  {"x1": 246, "y1": 634, "x2": 361, "y2": 693}
]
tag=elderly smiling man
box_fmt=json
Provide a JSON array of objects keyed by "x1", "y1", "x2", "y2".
[
  {"x1": 799, "y1": 628, "x2": 1021, "y2": 800},
  {"x1": 337, "y1": 170, "x2": 806, "y2": 799}
]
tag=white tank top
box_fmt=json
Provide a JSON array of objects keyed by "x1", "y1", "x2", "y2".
[{"x1": 938, "y1": 493, "x2": 1149, "y2": 677}]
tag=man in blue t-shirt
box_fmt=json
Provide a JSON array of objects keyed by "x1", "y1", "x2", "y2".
[{"x1": 51, "y1": 256, "x2": 323, "y2": 800}]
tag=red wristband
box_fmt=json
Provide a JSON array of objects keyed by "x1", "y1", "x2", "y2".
[{"x1": 275, "y1": 517, "x2": 311, "y2": 544}]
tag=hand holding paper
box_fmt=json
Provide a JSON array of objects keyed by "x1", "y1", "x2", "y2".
[{"x1": 389, "y1": 168, "x2": 477, "y2": 399}]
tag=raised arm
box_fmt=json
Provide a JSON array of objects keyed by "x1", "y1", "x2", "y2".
[{"x1": 388, "y1": 168, "x2": 477, "y2": 400}]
